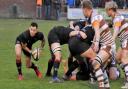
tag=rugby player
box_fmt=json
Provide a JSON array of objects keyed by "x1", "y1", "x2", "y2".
[
  {"x1": 62, "y1": 56, "x2": 92, "y2": 81},
  {"x1": 69, "y1": 17, "x2": 120, "y2": 81},
  {"x1": 46, "y1": 26, "x2": 87, "y2": 83},
  {"x1": 105, "y1": 1, "x2": 128, "y2": 88},
  {"x1": 15, "y1": 22, "x2": 45, "y2": 80},
  {"x1": 68, "y1": 0, "x2": 115, "y2": 88}
]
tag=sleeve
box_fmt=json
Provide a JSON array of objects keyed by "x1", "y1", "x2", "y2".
[
  {"x1": 91, "y1": 15, "x2": 102, "y2": 29},
  {"x1": 73, "y1": 20, "x2": 86, "y2": 29},
  {"x1": 38, "y1": 32, "x2": 45, "y2": 41},
  {"x1": 20, "y1": 33, "x2": 27, "y2": 44},
  {"x1": 113, "y1": 17, "x2": 122, "y2": 29}
]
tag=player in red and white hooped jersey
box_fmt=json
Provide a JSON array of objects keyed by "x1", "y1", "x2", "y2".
[
  {"x1": 81, "y1": 0, "x2": 115, "y2": 89},
  {"x1": 105, "y1": 1, "x2": 128, "y2": 88}
]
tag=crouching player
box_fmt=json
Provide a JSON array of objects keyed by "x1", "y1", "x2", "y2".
[
  {"x1": 47, "y1": 26, "x2": 86, "y2": 83},
  {"x1": 15, "y1": 22, "x2": 45, "y2": 80}
]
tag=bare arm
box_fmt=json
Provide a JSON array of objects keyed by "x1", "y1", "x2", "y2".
[
  {"x1": 69, "y1": 21, "x2": 80, "y2": 31},
  {"x1": 92, "y1": 20, "x2": 100, "y2": 52},
  {"x1": 21, "y1": 43, "x2": 32, "y2": 53},
  {"x1": 69, "y1": 31, "x2": 87, "y2": 39},
  {"x1": 92, "y1": 20, "x2": 100, "y2": 42},
  {"x1": 69, "y1": 21, "x2": 75, "y2": 29}
]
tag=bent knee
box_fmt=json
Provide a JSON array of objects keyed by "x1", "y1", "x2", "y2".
[
  {"x1": 16, "y1": 55, "x2": 21, "y2": 60},
  {"x1": 92, "y1": 60, "x2": 101, "y2": 70}
]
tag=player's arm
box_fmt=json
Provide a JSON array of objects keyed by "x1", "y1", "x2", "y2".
[
  {"x1": 69, "y1": 20, "x2": 86, "y2": 31},
  {"x1": 113, "y1": 21, "x2": 121, "y2": 41},
  {"x1": 20, "y1": 36, "x2": 32, "y2": 54},
  {"x1": 39, "y1": 33, "x2": 45, "y2": 49},
  {"x1": 92, "y1": 20, "x2": 100, "y2": 52},
  {"x1": 69, "y1": 21, "x2": 75, "y2": 29},
  {"x1": 40, "y1": 38, "x2": 45, "y2": 48},
  {"x1": 69, "y1": 21, "x2": 80, "y2": 31},
  {"x1": 92, "y1": 20, "x2": 100, "y2": 43},
  {"x1": 69, "y1": 31, "x2": 87, "y2": 39},
  {"x1": 21, "y1": 42, "x2": 32, "y2": 54}
]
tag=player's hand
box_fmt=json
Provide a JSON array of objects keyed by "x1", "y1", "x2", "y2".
[
  {"x1": 79, "y1": 31, "x2": 87, "y2": 39},
  {"x1": 74, "y1": 26, "x2": 80, "y2": 31},
  {"x1": 31, "y1": 48, "x2": 41, "y2": 61}
]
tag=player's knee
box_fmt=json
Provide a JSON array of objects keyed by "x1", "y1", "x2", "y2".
[
  {"x1": 26, "y1": 62, "x2": 31, "y2": 68},
  {"x1": 92, "y1": 55, "x2": 103, "y2": 70},
  {"x1": 51, "y1": 44, "x2": 61, "y2": 54},
  {"x1": 54, "y1": 52, "x2": 61, "y2": 61},
  {"x1": 16, "y1": 55, "x2": 21, "y2": 60},
  {"x1": 55, "y1": 58, "x2": 61, "y2": 63},
  {"x1": 121, "y1": 58, "x2": 128, "y2": 64},
  {"x1": 92, "y1": 60, "x2": 100, "y2": 70},
  {"x1": 26, "y1": 64, "x2": 31, "y2": 68}
]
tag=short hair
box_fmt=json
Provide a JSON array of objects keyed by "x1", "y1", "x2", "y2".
[
  {"x1": 31, "y1": 22, "x2": 38, "y2": 28},
  {"x1": 81, "y1": 0, "x2": 93, "y2": 9},
  {"x1": 105, "y1": 1, "x2": 118, "y2": 12}
]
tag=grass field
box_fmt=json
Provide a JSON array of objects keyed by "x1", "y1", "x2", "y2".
[{"x1": 0, "y1": 19, "x2": 125, "y2": 89}]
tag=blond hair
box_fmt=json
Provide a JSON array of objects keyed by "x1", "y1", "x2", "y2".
[
  {"x1": 105, "y1": 1, "x2": 118, "y2": 11},
  {"x1": 81, "y1": 0, "x2": 93, "y2": 9}
]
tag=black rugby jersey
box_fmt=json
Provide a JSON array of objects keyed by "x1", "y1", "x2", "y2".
[
  {"x1": 16, "y1": 30, "x2": 44, "y2": 47},
  {"x1": 50, "y1": 26, "x2": 74, "y2": 45}
]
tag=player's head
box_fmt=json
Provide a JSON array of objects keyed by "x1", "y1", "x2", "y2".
[
  {"x1": 105, "y1": 1, "x2": 118, "y2": 17},
  {"x1": 29, "y1": 22, "x2": 38, "y2": 37},
  {"x1": 81, "y1": 0, "x2": 93, "y2": 17}
]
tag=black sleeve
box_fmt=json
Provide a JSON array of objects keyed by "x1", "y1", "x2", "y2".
[
  {"x1": 19, "y1": 33, "x2": 28, "y2": 44},
  {"x1": 73, "y1": 20, "x2": 86, "y2": 29},
  {"x1": 38, "y1": 32, "x2": 45, "y2": 41}
]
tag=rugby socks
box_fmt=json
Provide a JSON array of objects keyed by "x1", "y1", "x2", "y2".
[
  {"x1": 30, "y1": 62, "x2": 43, "y2": 78},
  {"x1": 30, "y1": 62, "x2": 39, "y2": 74},
  {"x1": 46, "y1": 59, "x2": 54, "y2": 76},
  {"x1": 16, "y1": 60, "x2": 22, "y2": 75},
  {"x1": 124, "y1": 63, "x2": 128, "y2": 82},
  {"x1": 53, "y1": 60, "x2": 60, "y2": 78},
  {"x1": 30, "y1": 62, "x2": 38, "y2": 71},
  {"x1": 95, "y1": 68, "x2": 105, "y2": 88},
  {"x1": 66, "y1": 60, "x2": 79, "y2": 76},
  {"x1": 68, "y1": 55, "x2": 73, "y2": 68},
  {"x1": 103, "y1": 70, "x2": 110, "y2": 88}
]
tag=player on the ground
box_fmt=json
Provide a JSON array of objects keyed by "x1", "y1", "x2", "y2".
[
  {"x1": 62, "y1": 56, "x2": 92, "y2": 81},
  {"x1": 15, "y1": 22, "x2": 45, "y2": 80},
  {"x1": 105, "y1": 1, "x2": 128, "y2": 88}
]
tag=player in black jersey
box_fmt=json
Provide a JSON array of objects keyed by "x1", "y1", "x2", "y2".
[
  {"x1": 46, "y1": 26, "x2": 86, "y2": 83},
  {"x1": 15, "y1": 22, "x2": 45, "y2": 80},
  {"x1": 62, "y1": 56, "x2": 92, "y2": 81}
]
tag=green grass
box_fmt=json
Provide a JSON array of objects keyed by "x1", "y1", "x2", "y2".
[{"x1": 0, "y1": 19, "x2": 124, "y2": 89}]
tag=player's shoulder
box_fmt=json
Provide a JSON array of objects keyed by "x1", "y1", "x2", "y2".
[
  {"x1": 18, "y1": 30, "x2": 28, "y2": 38},
  {"x1": 36, "y1": 31, "x2": 44, "y2": 35},
  {"x1": 91, "y1": 11, "x2": 103, "y2": 22},
  {"x1": 114, "y1": 14, "x2": 124, "y2": 22},
  {"x1": 36, "y1": 31, "x2": 44, "y2": 39}
]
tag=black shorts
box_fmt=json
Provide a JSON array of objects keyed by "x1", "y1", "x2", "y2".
[
  {"x1": 76, "y1": 58, "x2": 90, "y2": 80},
  {"x1": 68, "y1": 37, "x2": 91, "y2": 56},
  {"x1": 48, "y1": 29, "x2": 60, "y2": 45},
  {"x1": 76, "y1": 72, "x2": 90, "y2": 80},
  {"x1": 15, "y1": 39, "x2": 32, "y2": 57}
]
